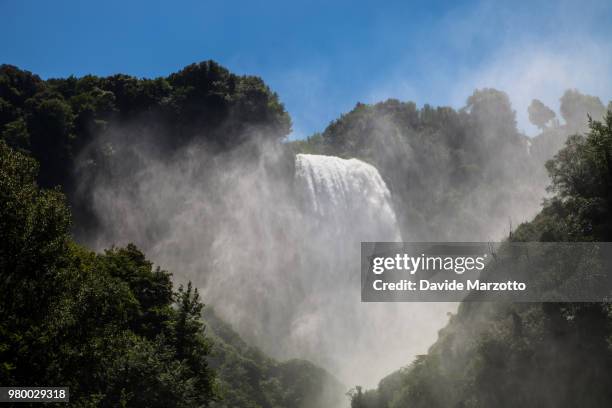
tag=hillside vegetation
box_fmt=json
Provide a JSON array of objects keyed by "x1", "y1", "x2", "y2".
[
  {"x1": 0, "y1": 62, "x2": 343, "y2": 408},
  {"x1": 348, "y1": 112, "x2": 612, "y2": 408},
  {"x1": 0, "y1": 62, "x2": 290, "y2": 237}
]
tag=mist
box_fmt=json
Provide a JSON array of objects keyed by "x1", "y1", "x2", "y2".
[
  {"x1": 74, "y1": 83, "x2": 601, "y2": 397},
  {"x1": 79, "y1": 128, "x2": 452, "y2": 389}
]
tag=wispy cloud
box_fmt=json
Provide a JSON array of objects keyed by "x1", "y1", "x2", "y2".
[{"x1": 353, "y1": 0, "x2": 612, "y2": 136}]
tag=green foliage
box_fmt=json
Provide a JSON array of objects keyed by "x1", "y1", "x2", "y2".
[
  {"x1": 0, "y1": 139, "x2": 338, "y2": 408},
  {"x1": 167, "y1": 62, "x2": 291, "y2": 148},
  {"x1": 1, "y1": 118, "x2": 29, "y2": 150},
  {"x1": 0, "y1": 141, "x2": 216, "y2": 407},
  {"x1": 0, "y1": 140, "x2": 70, "y2": 286},
  {"x1": 521, "y1": 110, "x2": 612, "y2": 242},
  {"x1": 548, "y1": 112, "x2": 612, "y2": 229}
]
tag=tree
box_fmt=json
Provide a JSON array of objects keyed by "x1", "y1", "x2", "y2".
[
  {"x1": 528, "y1": 99, "x2": 556, "y2": 130},
  {"x1": 560, "y1": 89, "x2": 605, "y2": 131},
  {"x1": 545, "y1": 110, "x2": 612, "y2": 240},
  {"x1": 0, "y1": 141, "x2": 217, "y2": 406},
  {"x1": 0, "y1": 63, "x2": 293, "y2": 241}
]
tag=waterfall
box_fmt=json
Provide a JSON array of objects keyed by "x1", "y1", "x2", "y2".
[
  {"x1": 294, "y1": 154, "x2": 401, "y2": 242},
  {"x1": 108, "y1": 147, "x2": 450, "y2": 389},
  {"x1": 289, "y1": 154, "x2": 449, "y2": 389}
]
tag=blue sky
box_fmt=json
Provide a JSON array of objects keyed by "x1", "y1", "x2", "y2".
[{"x1": 1, "y1": 0, "x2": 611, "y2": 138}]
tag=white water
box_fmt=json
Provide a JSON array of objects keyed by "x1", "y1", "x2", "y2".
[
  {"x1": 295, "y1": 154, "x2": 401, "y2": 241},
  {"x1": 291, "y1": 154, "x2": 451, "y2": 388}
]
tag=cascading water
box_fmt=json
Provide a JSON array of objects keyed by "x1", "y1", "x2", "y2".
[
  {"x1": 288, "y1": 154, "x2": 450, "y2": 389},
  {"x1": 294, "y1": 154, "x2": 401, "y2": 242},
  {"x1": 197, "y1": 152, "x2": 451, "y2": 389},
  {"x1": 93, "y1": 145, "x2": 452, "y2": 392}
]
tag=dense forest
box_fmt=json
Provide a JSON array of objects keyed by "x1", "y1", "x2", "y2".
[
  {"x1": 0, "y1": 140, "x2": 216, "y2": 406},
  {"x1": 2, "y1": 59, "x2": 612, "y2": 407},
  {"x1": 0, "y1": 63, "x2": 341, "y2": 407},
  {"x1": 0, "y1": 62, "x2": 291, "y2": 238}
]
